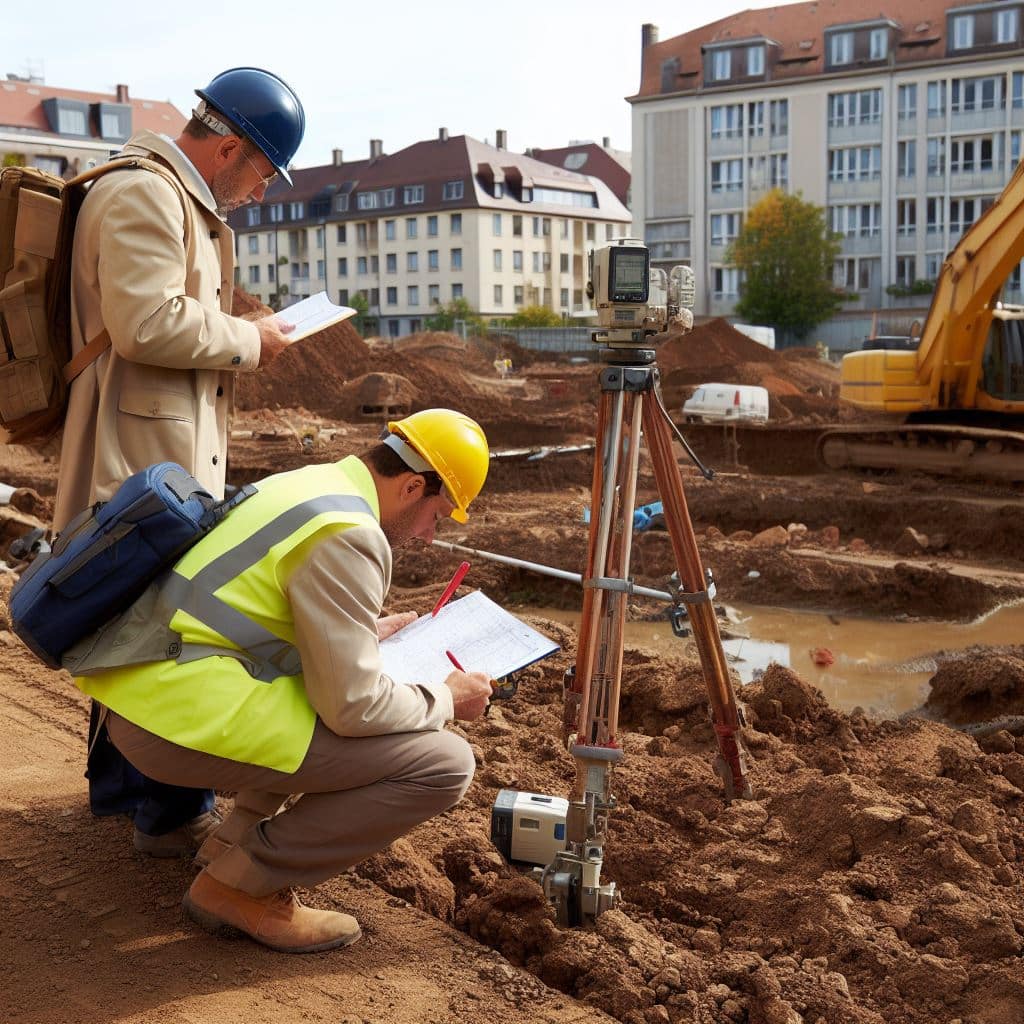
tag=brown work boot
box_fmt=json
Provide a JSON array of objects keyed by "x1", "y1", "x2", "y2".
[
  {"x1": 133, "y1": 809, "x2": 223, "y2": 859},
  {"x1": 183, "y1": 869, "x2": 362, "y2": 953},
  {"x1": 193, "y1": 832, "x2": 233, "y2": 870}
]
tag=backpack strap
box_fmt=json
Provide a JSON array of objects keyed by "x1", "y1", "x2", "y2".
[
  {"x1": 60, "y1": 156, "x2": 190, "y2": 386},
  {"x1": 63, "y1": 329, "x2": 111, "y2": 384}
]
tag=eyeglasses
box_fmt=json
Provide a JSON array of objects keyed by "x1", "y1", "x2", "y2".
[{"x1": 240, "y1": 148, "x2": 277, "y2": 189}]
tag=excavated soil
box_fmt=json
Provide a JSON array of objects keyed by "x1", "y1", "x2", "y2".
[{"x1": 1, "y1": 299, "x2": 1022, "y2": 1024}]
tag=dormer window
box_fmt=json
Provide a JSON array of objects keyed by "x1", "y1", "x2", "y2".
[
  {"x1": 829, "y1": 31, "x2": 854, "y2": 66},
  {"x1": 494, "y1": 182, "x2": 504, "y2": 199},
  {"x1": 711, "y1": 50, "x2": 731, "y2": 81},
  {"x1": 442, "y1": 180, "x2": 464, "y2": 201},
  {"x1": 747, "y1": 45, "x2": 764, "y2": 76},
  {"x1": 869, "y1": 28, "x2": 888, "y2": 60},
  {"x1": 997, "y1": 7, "x2": 1019, "y2": 43},
  {"x1": 953, "y1": 13, "x2": 974, "y2": 49},
  {"x1": 42, "y1": 98, "x2": 91, "y2": 136}
]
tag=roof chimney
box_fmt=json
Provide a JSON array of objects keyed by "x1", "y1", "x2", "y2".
[
  {"x1": 115, "y1": 83, "x2": 129, "y2": 103},
  {"x1": 602, "y1": 136, "x2": 610, "y2": 148},
  {"x1": 332, "y1": 148, "x2": 344, "y2": 166},
  {"x1": 439, "y1": 127, "x2": 449, "y2": 142},
  {"x1": 642, "y1": 23, "x2": 659, "y2": 49},
  {"x1": 369, "y1": 139, "x2": 383, "y2": 159},
  {"x1": 495, "y1": 129, "x2": 507, "y2": 151}
]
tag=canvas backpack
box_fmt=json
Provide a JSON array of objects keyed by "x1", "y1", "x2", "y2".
[{"x1": 0, "y1": 157, "x2": 180, "y2": 443}]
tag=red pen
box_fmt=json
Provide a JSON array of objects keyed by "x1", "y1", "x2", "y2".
[
  {"x1": 445, "y1": 649, "x2": 465, "y2": 672},
  {"x1": 431, "y1": 560, "x2": 470, "y2": 617}
]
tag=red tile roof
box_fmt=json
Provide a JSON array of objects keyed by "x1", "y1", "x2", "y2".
[
  {"x1": 530, "y1": 144, "x2": 631, "y2": 206},
  {"x1": 229, "y1": 134, "x2": 631, "y2": 230},
  {"x1": 0, "y1": 78, "x2": 185, "y2": 137},
  {"x1": 633, "y1": 0, "x2": 987, "y2": 99}
]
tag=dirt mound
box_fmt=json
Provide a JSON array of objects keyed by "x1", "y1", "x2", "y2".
[
  {"x1": 924, "y1": 653, "x2": 1024, "y2": 724},
  {"x1": 235, "y1": 318, "x2": 372, "y2": 414},
  {"x1": 653, "y1": 319, "x2": 842, "y2": 423},
  {"x1": 659, "y1": 318, "x2": 784, "y2": 374},
  {"x1": 230, "y1": 285, "x2": 270, "y2": 318}
]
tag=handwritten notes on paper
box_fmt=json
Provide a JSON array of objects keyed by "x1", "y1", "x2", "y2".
[{"x1": 380, "y1": 591, "x2": 558, "y2": 686}]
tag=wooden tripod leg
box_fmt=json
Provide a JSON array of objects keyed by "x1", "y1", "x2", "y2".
[{"x1": 641, "y1": 396, "x2": 754, "y2": 801}]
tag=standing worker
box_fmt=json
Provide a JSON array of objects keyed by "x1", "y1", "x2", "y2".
[
  {"x1": 69, "y1": 410, "x2": 494, "y2": 953},
  {"x1": 54, "y1": 67, "x2": 306, "y2": 858}
]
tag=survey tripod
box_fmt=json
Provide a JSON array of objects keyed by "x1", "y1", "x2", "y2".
[{"x1": 540, "y1": 337, "x2": 754, "y2": 927}]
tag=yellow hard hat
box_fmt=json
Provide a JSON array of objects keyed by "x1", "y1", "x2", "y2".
[{"x1": 386, "y1": 409, "x2": 489, "y2": 522}]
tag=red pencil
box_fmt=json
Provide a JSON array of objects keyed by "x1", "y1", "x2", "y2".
[{"x1": 431, "y1": 561, "x2": 470, "y2": 617}]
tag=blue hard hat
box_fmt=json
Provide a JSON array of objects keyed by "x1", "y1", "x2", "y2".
[{"x1": 195, "y1": 67, "x2": 305, "y2": 185}]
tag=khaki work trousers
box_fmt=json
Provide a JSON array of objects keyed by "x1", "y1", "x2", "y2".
[{"x1": 107, "y1": 712, "x2": 475, "y2": 897}]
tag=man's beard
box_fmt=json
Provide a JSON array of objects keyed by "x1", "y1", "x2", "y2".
[{"x1": 211, "y1": 159, "x2": 247, "y2": 216}]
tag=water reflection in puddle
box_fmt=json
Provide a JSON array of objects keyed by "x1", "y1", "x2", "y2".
[{"x1": 528, "y1": 602, "x2": 1023, "y2": 718}]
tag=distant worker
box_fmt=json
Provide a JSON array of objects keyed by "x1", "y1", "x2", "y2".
[
  {"x1": 54, "y1": 67, "x2": 306, "y2": 858},
  {"x1": 72, "y1": 410, "x2": 494, "y2": 953}
]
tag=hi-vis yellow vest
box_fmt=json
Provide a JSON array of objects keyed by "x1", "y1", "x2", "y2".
[{"x1": 78, "y1": 457, "x2": 380, "y2": 773}]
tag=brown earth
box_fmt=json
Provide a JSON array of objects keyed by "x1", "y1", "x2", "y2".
[{"x1": 1, "y1": 304, "x2": 1022, "y2": 1024}]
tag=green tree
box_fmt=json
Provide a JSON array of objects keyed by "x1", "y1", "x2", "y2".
[
  {"x1": 506, "y1": 304, "x2": 562, "y2": 328},
  {"x1": 425, "y1": 298, "x2": 486, "y2": 335},
  {"x1": 726, "y1": 189, "x2": 844, "y2": 339},
  {"x1": 349, "y1": 292, "x2": 370, "y2": 334}
]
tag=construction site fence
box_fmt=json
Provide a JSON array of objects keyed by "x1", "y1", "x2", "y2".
[
  {"x1": 474, "y1": 310, "x2": 931, "y2": 360},
  {"x1": 481, "y1": 327, "x2": 595, "y2": 354}
]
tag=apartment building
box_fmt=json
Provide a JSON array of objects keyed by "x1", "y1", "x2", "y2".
[
  {"x1": 0, "y1": 74, "x2": 184, "y2": 177},
  {"x1": 227, "y1": 131, "x2": 632, "y2": 336},
  {"x1": 629, "y1": 0, "x2": 1024, "y2": 317}
]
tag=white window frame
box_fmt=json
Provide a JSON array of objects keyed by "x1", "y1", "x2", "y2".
[
  {"x1": 997, "y1": 7, "x2": 1018, "y2": 43},
  {"x1": 897, "y1": 140, "x2": 916, "y2": 178},
  {"x1": 829, "y1": 31, "x2": 853, "y2": 66},
  {"x1": 953, "y1": 14, "x2": 974, "y2": 50},
  {"x1": 357, "y1": 192, "x2": 379, "y2": 210},
  {"x1": 711, "y1": 50, "x2": 731, "y2": 81},
  {"x1": 443, "y1": 180, "x2": 464, "y2": 201},
  {"x1": 404, "y1": 185, "x2": 424, "y2": 204},
  {"x1": 246, "y1": 207, "x2": 261, "y2": 227},
  {"x1": 898, "y1": 83, "x2": 917, "y2": 121},
  {"x1": 869, "y1": 28, "x2": 888, "y2": 60},
  {"x1": 897, "y1": 199, "x2": 916, "y2": 237},
  {"x1": 247, "y1": 235, "x2": 259, "y2": 254},
  {"x1": 747, "y1": 101, "x2": 765, "y2": 137},
  {"x1": 408, "y1": 285, "x2": 420, "y2": 307},
  {"x1": 710, "y1": 159, "x2": 743, "y2": 193},
  {"x1": 746, "y1": 45, "x2": 764, "y2": 76},
  {"x1": 710, "y1": 104, "x2": 743, "y2": 139},
  {"x1": 712, "y1": 267, "x2": 740, "y2": 299},
  {"x1": 709, "y1": 212, "x2": 740, "y2": 246}
]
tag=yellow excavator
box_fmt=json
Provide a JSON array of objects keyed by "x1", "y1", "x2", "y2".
[{"x1": 819, "y1": 157, "x2": 1024, "y2": 481}]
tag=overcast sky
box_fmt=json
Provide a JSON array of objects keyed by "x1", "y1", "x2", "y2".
[{"x1": 8, "y1": 0, "x2": 788, "y2": 169}]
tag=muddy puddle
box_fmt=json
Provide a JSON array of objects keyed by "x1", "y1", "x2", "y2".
[{"x1": 530, "y1": 600, "x2": 1024, "y2": 717}]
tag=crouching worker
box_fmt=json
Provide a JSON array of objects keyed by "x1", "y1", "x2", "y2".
[{"x1": 69, "y1": 409, "x2": 493, "y2": 953}]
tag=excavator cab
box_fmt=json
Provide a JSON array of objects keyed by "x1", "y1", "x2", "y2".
[{"x1": 981, "y1": 307, "x2": 1024, "y2": 403}]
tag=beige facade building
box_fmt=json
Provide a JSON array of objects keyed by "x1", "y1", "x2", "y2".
[
  {"x1": 0, "y1": 73, "x2": 184, "y2": 178},
  {"x1": 228, "y1": 132, "x2": 632, "y2": 336},
  {"x1": 630, "y1": 0, "x2": 1024, "y2": 318}
]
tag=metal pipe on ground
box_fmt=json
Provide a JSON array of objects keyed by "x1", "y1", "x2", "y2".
[{"x1": 430, "y1": 539, "x2": 675, "y2": 603}]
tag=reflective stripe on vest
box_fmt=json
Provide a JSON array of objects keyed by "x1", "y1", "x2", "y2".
[
  {"x1": 78, "y1": 457, "x2": 384, "y2": 773},
  {"x1": 162, "y1": 493, "x2": 373, "y2": 682}
]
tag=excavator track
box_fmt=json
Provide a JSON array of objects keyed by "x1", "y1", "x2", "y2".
[{"x1": 817, "y1": 423, "x2": 1024, "y2": 482}]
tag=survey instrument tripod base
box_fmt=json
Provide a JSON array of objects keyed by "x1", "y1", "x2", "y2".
[{"x1": 547, "y1": 332, "x2": 754, "y2": 926}]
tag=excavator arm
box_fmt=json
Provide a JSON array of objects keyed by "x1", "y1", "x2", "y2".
[{"x1": 916, "y1": 157, "x2": 1024, "y2": 408}]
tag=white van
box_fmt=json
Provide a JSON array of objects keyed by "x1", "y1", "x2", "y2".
[{"x1": 682, "y1": 383, "x2": 770, "y2": 424}]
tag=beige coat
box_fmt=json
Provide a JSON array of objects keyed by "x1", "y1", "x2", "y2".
[{"x1": 54, "y1": 130, "x2": 261, "y2": 531}]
